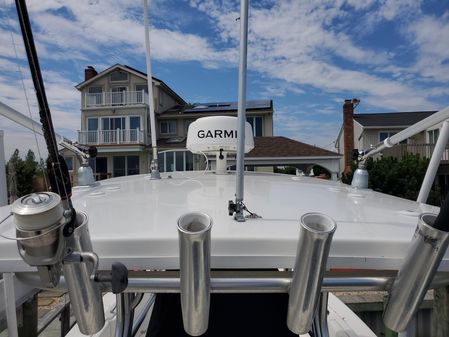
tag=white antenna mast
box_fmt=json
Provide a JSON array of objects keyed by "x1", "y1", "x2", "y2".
[
  {"x1": 234, "y1": 0, "x2": 249, "y2": 222},
  {"x1": 143, "y1": 0, "x2": 160, "y2": 179},
  {"x1": 0, "y1": 130, "x2": 7, "y2": 206}
]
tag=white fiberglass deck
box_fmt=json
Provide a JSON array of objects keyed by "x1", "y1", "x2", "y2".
[{"x1": 0, "y1": 172, "x2": 442, "y2": 272}]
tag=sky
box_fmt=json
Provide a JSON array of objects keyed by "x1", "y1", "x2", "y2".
[{"x1": 0, "y1": 0, "x2": 449, "y2": 160}]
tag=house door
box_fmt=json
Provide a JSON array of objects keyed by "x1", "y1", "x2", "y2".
[
  {"x1": 102, "y1": 117, "x2": 125, "y2": 143},
  {"x1": 87, "y1": 118, "x2": 98, "y2": 143},
  {"x1": 96, "y1": 157, "x2": 108, "y2": 179},
  {"x1": 112, "y1": 86, "x2": 127, "y2": 105},
  {"x1": 88, "y1": 157, "x2": 108, "y2": 180}
]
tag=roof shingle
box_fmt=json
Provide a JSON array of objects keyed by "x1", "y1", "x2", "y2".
[
  {"x1": 247, "y1": 137, "x2": 340, "y2": 158},
  {"x1": 159, "y1": 136, "x2": 339, "y2": 158},
  {"x1": 354, "y1": 111, "x2": 436, "y2": 127}
]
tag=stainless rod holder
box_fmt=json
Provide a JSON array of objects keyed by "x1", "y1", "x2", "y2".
[
  {"x1": 115, "y1": 293, "x2": 134, "y2": 337},
  {"x1": 287, "y1": 212, "x2": 336, "y2": 335},
  {"x1": 178, "y1": 212, "x2": 212, "y2": 336},
  {"x1": 62, "y1": 212, "x2": 105, "y2": 335},
  {"x1": 384, "y1": 213, "x2": 449, "y2": 332}
]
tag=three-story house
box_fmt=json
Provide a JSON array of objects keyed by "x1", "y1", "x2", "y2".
[
  {"x1": 67, "y1": 64, "x2": 340, "y2": 181},
  {"x1": 73, "y1": 64, "x2": 185, "y2": 178}
]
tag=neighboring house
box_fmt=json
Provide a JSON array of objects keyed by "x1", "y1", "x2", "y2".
[
  {"x1": 66, "y1": 64, "x2": 341, "y2": 180},
  {"x1": 70, "y1": 64, "x2": 186, "y2": 178},
  {"x1": 335, "y1": 99, "x2": 445, "y2": 175},
  {"x1": 157, "y1": 100, "x2": 275, "y2": 173},
  {"x1": 160, "y1": 136, "x2": 341, "y2": 180},
  {"x1": 246, "y1": 137, "x2": 340, "y2": 180}
]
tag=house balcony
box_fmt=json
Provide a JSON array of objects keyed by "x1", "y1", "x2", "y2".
[
  {"x1": 82, "y1": 91, "x2": 148, "y2": 108},
  {"x1": 78, "y1": 129, "x2": 145, "y2": 146},
  {"x1": 382, "y1": 144, "x2": 449, "y2": 162}
]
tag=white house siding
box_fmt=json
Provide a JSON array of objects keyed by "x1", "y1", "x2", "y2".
[
  {"x1": 353, "y1": 122, "x2": 363, "y2": 150},
  {"x1": 361, "y1": 129, "x2": 430, "y2": 148},
  {"x1": 156, "y1": 87, "x2": 179, "y2": 113},
  {"x1": 263, "y1": 113, "x2": 273, "y2": 136},
  {"x1": 158, "y1": 109, "x2": 273, "y2": 139},
  {"x1": 408, "y1": 131, "x2": 426, "y2": 144}
]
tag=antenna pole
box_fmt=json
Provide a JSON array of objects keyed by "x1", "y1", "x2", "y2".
[
  {"x1": 234, "y1": 0, "x2": 249, "y2": 222},
  {"x1": 0, "y1": 130, "x2": 7, "y2": 207},
  {"x1": 143, "y1": 0, "x2": 160, "y2": 179}
]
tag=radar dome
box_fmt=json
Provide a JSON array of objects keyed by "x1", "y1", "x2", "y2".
[{"x1": 186, "y1": 116, "x2": 254, "y2": 153}]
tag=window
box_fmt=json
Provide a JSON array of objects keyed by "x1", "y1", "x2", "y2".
[
  {"x1": 160, "y1": 120, "x2": 177, "y2": 135},
  {"x1": 88, "y1": 118, "x2": 98, "y2": 131},
  {"x1": 135, "y1": 84, "x2": 148, "y2": 93},
  {"x1": 113, "y1": 156, "x2": 126, "y2": 177},
  {"x1": 166, "y1": 152, "x2": 174, "y2": 172},
  {"x1": 110, "y1": 70, "x2": 128, "y2": 82},
  {"x1": 428, "y1": 129, "x2": 439, "y2": 144},
  {"x1": 89, "y1": 157, "x2": 108, "y2": 180},
  {"x1": 186, "y1": 151, "x2": 193, "y2": 170},
  {"x1": 127, "y1": 156, "x2": 140, "y2": 175},
  {"x1": 88, "y1": 86, "x2": 102, "y2": 93},
  {"x1": 184, "y1": 119, "x2": 195, "y2": 135},
  {"x1": 136, "y1": 84, "x2": 148, "y2": 104},
  {"x1": 85, "y1": 116, "x2": 141, "y2": 144},
  {"x1": 158, "y1": 151, "x2": 196, "y2": 173},
  {"x1": 379, "y1": 131, "x2": 396, "y2": 142},
  {"x1": 111, "y1": 86, "x2": 127, "y2": 105},
  {"x1": 64, "y1": 156, "x2": 74, "y2": 171},
  {"x1": 130, "y1": 117, "x2": 141, "y2": 142},
  {"x1": 246, "y1": 116, "x2": 263, "y2": 136},
  {"x1": 102, "y1": 117, "x2": 125, "y2": 143},
  {"x1": 113, "y1": 156, "x2": 140, "y2": 177},
  {"x1": 130, "y1": 116, "x2": 141, "y2": 130},
  {"x1": 158, "y1": 89, "x2": 164, "y2": 106},
  {"x1": 86, "y1": 118, "x2": 99, "y2": 143},
  {"x1": 379, "y1": 131, "x2": 407, "y2": 144},
  {"x1": 87, "y1": 116, "x2": 139, "y2": 130},
  {"x1": 102, "y1": 117, "x2": 125, "y2": 131},
  {"x1": 87, "y1": 86, "x2": 103, "y2": 105},
  {"x1": 176, "y1": 151, "x2": 184, "y2": 171},
  {"x1": 88, "y1": 158, "x2": 96, "y2": 172}
]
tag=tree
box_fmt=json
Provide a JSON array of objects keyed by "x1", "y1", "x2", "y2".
[
  {"x1": 6, "y1": 149, "x2": 40, "y2": 199},
  {"x1": 342, "y1": 154, "x2": 441, "y2": 206}
]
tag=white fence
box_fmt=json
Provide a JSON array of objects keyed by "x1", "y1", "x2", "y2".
[
  {"x1": 83, "y1": 91, "x2": 148, "y2": 108},
  {"x1": 78, "y1": 129, "x2": 144, "y2": 145}
]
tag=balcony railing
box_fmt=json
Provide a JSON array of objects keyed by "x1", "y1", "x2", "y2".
[
  {"x1": 83, "y1": 91, "x2": 148, "y2": 108},
  {"x1": 78, "y1": 129, "x2": 145, "y2": 145},
  {"x1": 382, "y1": 144, "x2": 449, "y2": 161}
]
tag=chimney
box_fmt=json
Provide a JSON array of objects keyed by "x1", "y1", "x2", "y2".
[
  {"x1": 84, "y1": 66, "x2": 97, "y2": 81},
  {"x1": 343, "y1": 99, "x2": 357, "y2": 173}
]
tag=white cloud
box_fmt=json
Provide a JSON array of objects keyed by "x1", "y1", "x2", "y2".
[
  {"x1": 1, "y1": 0, "x2": 448, "y2": 158},
  {"x1": 22, "y1": 1, "x2": 235, "y2": 67},
  {"x1": 258, "y1": 82, "x2": 305, "y2": 98},
  {"x1": 1, "y1": 127, "x2": 49, "y2": 160},
  {"x1": 0, "y1": 28, "x2": 25, "y2": 59},
  {"x1": 273, "y1": 109, "x2": 341, "y2": 150},
  {"x1": 189, "y1": 0, "x2": 442, "y2": 112},
  {"x1": 406, "y1": 15, "x2": 449, "y2": 82},
  {"x1": 375, "y1": 0, "x2": 422, "y2": 21}
]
